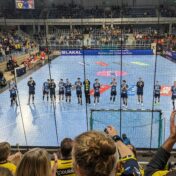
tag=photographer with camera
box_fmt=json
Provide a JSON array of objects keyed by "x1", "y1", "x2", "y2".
[
  {"x1": 145, "y1": 111, "x2": 176, "y2": 176},
  {"x1": 105, "y1": 126, "x2": 142, "y2": 176}
]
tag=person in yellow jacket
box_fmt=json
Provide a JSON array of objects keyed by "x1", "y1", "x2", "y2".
[
  {"x1": 0, "y1": 142, "x2": 16, "y2": 175},
  {"x1": 51, "y1": 138, "x2": 76, "y2": 176},
  {"x1": 145, "y1": 111, "x2": 176, "y2": 176}
]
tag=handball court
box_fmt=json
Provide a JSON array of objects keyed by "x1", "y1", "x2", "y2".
[{"x1": 0, "y1": 54, "x2": 175, "y2": 148}]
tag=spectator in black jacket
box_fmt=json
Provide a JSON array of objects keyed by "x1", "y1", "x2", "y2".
[
  {"x1": 6, "y1": 57, "x2": 14, "y2": 71},
  {"x1": 145, "y1": 111, "x2": 176, "y2": 176},
  {"x1": 0, "y1": 71, "x2": 7, "y2": 87}
]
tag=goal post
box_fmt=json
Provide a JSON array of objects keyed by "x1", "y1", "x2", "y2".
[{"x1": 90, "y1": 109, "x2": 163, "y2": 149}]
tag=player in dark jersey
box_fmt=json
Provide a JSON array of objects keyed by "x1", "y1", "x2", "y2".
[
  {"x1": 110, "y1": 78, "x2": 117, "y2": 103},
  {"x1": 136, "y1": 77, "x2": 144, "y2": 107},
  {"x1": 171, "y1": 81, "x2": 176, "y2": 110},
  {"x1": 9, "y1": 87, "x2": 18, "y2": 106},
  {"x1": 83, "y1": 79, "x2": 91, "y2": 104},
  {"x1": 27, "y1": 77, "x2": 36, "y2": 105},
  {"x1": 121, "y1": 80, "x2": 128, "y2": 109},
  {"x1": 64, "y1": 79, "x2": 72, "y2": 103},
  {"x1": 49, "y1": 79, "x2": 56, "y2": 102},
  {"x1": 154, "y1": 81, "x2": 161, "y2": 105},
  {"x1": 75, "y1": 78, "x2": 82, "y2": 105},
  {"x1": 43, "y1": 79, "x2": 50, "y2": 101},
  {"x1": 9, "y1": 79, "x2": 18, "y2": 106},
  {"x1": 58, "y1": 79, "x2": 65, "y2": 102},
  {"x1": 9, "y1": 79, "x2": 16, "y2": 90},
  {"x1": 93, "y1": 79, "x2": 101, "y2": 105}
]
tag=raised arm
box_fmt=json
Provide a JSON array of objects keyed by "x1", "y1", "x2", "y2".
[{"x1": 106, "y1": 126, "x2": 134, "y2": 157}]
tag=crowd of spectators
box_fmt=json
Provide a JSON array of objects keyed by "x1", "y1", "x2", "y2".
[
  {"x1": 0, "y1": 29, "x2": 37, "y2": 62},
  {"x1": 160, "y1": 5, "x2": 176, "y2": 17},
  {"x1": 45, "y1": 27, "x2": 130, "y2": 49},
  {"x1": 45, "y1": 26, "x2": 176, "y2": 51},
  {"x1": 87, "y1": 27, "x2": 127, "y2": 47},
  {"x1": 56, "y1": 29, "x2": 83, "y2": 47},
  {"x1": 0, "y1": 110, "x2": 176, "y2": 176}
]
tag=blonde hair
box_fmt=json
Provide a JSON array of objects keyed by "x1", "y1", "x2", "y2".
[
  {"x1": 73, "y1": 131, "x2": 117, "y2": 176},
  {"x1": 16, "y1": 148, "x2": 50, "y2": 176}
]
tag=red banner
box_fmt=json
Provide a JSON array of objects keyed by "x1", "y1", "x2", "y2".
[
  {"x1": 160, "y1": 86, "x2": 171, "y2": 96},
  {"x1": 96, "y1": 61, "x2": 109, "y2": 66}
]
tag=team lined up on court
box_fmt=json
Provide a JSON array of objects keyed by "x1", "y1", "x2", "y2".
[{"x1": 8, "y1": 77, "x2": 176, "y2": 110}]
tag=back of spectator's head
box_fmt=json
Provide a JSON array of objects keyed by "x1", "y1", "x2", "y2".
[
  {"x1": 16, "y1": 148, "x2": 50, "y2": 176},
  {"x1": 0, "y1": 167, "x2": 13, "y2": 176},
  {"x1": 72, "y1": 131, "x2": 117, "y2": 176},
  {"x1": 60, "y1": 138, "x2": 73, "y2": 159},
  {"x1": 0, "y1": 142, "x2": 11, "y2": 162}
]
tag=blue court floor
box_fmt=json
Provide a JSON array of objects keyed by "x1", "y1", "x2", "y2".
[{"x1": 0, "y1": 55, "x2": 175, "y2": 148}]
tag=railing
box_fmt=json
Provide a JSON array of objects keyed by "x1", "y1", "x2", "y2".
[
  {"x1": 40, "y1": 44, "x2": 152, "y2": 50},
  {"x1": 0, "y1": 17, "x2": 176, "y2": 26}
]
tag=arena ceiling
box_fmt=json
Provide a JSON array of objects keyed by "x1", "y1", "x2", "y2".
[{"x1": 0, "y1": 0, "x2": 175, "y2": 10}]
